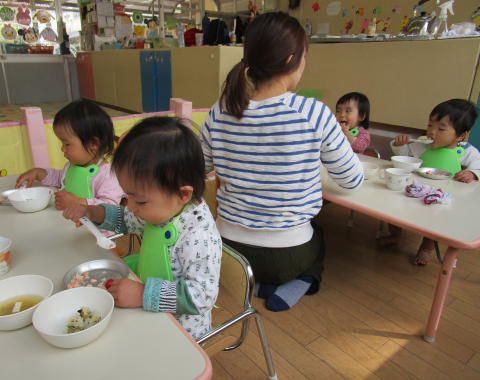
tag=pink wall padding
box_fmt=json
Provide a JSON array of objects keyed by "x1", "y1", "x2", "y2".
[
  {"x1": 0, "y1": 121, "x2": 24, "y2": 128},
  {"x1": 170, "y1": 98, "x2": 192, "y2": 128},
  {"x1": 22, "y1": 107, "x2": 51, "y2": 169},
  {"x1": 111, "y1": 110, "x2": 175, "y2": 122}
]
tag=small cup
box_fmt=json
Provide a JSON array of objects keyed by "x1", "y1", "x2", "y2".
[
  {"x1": 379, "y1": 168, "x2": 410, "y2": 191},
  {"x1": 0, "y1": 237, "x2": 11, "y2": 277},
  {"x1": 195, "y1": 33, "x2": 203, "y2": 46}
]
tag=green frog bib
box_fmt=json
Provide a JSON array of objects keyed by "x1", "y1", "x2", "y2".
[
  {"x1": 349, "y1": 127, "x2": 359, "y2": 137},
  {"x1": 419, "y1": 146, "x2": 465, "y2": 175},
  {"x1": 122, "y1": 203, "x2": 191, "y2": 283},
  {"x1": 63, "y1": 164, "x2": 99, "y2": 199}
]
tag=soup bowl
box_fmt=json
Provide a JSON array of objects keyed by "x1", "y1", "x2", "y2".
[
  {"x1": 8, "y1": 187, "x2": 53, "y2": 213},
  {"x1": 391, "y1": 156, "x2": 423, "y2": 172}
]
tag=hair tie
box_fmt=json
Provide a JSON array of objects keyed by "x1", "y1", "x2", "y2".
[{"x1": 241, "y1": 58, "x2": 248, "y2": 68}]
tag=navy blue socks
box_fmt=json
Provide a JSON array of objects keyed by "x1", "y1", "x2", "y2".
[
  {"x1": 254, "y1": 282, "x2": 277, "y2": 299},
  {"x1": 264, "y1": 276, "x2": 313, "y2": 312}
]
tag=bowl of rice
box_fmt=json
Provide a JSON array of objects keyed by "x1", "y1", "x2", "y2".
[{"x1": 32, "y1": 287, "x2": 114, "y2": 348}]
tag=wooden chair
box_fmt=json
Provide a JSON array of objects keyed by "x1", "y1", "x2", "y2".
[
  {"x1": 197, "y1": 244, "x2": 278, "y2": 380},
  {"x1": 348, "y1": 148, "x2": 384, "y2": 238}
]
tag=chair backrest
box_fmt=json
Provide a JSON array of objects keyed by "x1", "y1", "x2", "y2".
[
  {"x1": 362, "y1": 147, "x2": 381, "y2": 159},
  {"x1": 220, "y1": 245, "x2": 248, "y2": 308}
]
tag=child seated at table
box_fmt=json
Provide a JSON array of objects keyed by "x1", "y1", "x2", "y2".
[
  {"x1": 382, "y1": 99, "x2": 480, "y2": 265},
  {"x1": 335, "y1": 92, "x2": 371, "y2": 154},
  {"x1": 15, "y1": 100, "x2": 124, "y2": 210},
  {"x1": 63, "y1": 116, "x2": 222, "y2": 339}
]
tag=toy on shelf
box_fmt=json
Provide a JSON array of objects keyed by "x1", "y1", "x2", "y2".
[
  {"x1": 133, "y1": 25, "x2": 145, "y2": 38},
  {"x1": 18, "y1": 27, "x2": 38, "y2": 43},
  {"x1": 16, "y1": 6, "x2": 31, "y2": 26},
  {"x1": 1, "y1": 24, "x2": 17, "y2": 40},
  {"x1": 41, "y1": 26, "x2": 57, "y2": 42},
  {"x1": 438, "y1": 0, "x2": 455, "y2": 33},
  {"x1": 144, "y1": 16, "x2": 159, "y2": 38}
]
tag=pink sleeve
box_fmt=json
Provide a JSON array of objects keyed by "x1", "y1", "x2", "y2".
[
  {"x1": 86, "y1": 164, "x2": 125, "y2": 206},
  {"x1": 40, "y1": 163, "x2": 69, "y2": 188},
  {"x1": 350, "y1": 127, "x2": 371, "y2": 154}
]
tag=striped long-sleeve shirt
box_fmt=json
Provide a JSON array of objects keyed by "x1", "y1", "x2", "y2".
[{"x1": 200, "y1": 92, "x2": 364, "y2": 248}]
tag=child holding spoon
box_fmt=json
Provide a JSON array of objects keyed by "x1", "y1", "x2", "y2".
[{"x1": 382, "y1": 99, "x2": 480, "y2": 265}]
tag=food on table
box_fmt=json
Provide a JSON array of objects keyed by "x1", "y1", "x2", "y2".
[
  {"x1": 65, "y1": 307, "x2": 101, "y2": 334},
  {"x1": 0, "y1": 196, "x2": 8, "y2": 203},
  {"x1": 0, "y1": 294, "x2": 44, "y2": 316},
  {"x1": 105, "y1": 279, "x2": 114, "y2": 289},
  {"x1": 425, "y1": 170, "x2": 449, "y2": 177},
  {"x1": 66, "y1": 269, "x2": 121, "y2": 290}
]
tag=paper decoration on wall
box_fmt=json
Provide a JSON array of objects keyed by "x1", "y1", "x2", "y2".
[
  {"x1": 381, "y1": 17, "x2": 391, "y2": 31},
  {"x1": 360, "y1": 18, "x2": 369, "y2": 33},
  {"x1": 0, "y1": 169, "x2": 6, "y2": 177},
  {"x1": 355, "y1": 7, "x2": 364, "y2": 16},
  {"x1": 472, "y1": 7, "x2": 480, "y2": 30},
  {"x1": 40, "y1": 26, "x2": 57, "y2": 41},
  {"x1": 327, "y1": 1, "x2": 341, "y2": 16},
  {"x1": 344, "y1": 20, "x2": 353, "y2": 33},
  {"x1": 392, "y1": 5, "x2": 402, "y2": 13},
  {"x1": 18, "y1": 27, "x2": 38, "y2": 43},
  {"x1": 398, "y1": 15, "x2": 408, "y2": 31},
  {"x1": 0, "y1": 4, "x2": 14, "y2": 21},
  {"x1": 376, "y1": 20, "x2": 384, "y2": 30},
  {"x1": 317, "y1": 23, "x2": 329, "y2": 35},
  {"x1": 1, "y1": 24, "x2": 17, "y2": 40},
  {"x1": 312, "y1": 2, "x2": 320, "y2": 12},
  {"x1": 132, "y1": 11, "x2": 143, "y2": 24},
  {"x1": 133, "y1": 25, "x2": 145, "y2": 37},
  {"x1": 342, "y1": 9, "x2": 350, "y2": 17},
  {"x1": 373, "y1": 6, "x2": 381, "y2": 15},
  {"x1": 34, "y1": 9, "x2": 53, "y2": 23},
  {"x1": 16, "y1": 6, "x2": 31, "y2": 26}
]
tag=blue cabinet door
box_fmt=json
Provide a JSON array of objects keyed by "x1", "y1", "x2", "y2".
[
  {"x1": 140, "y1": 51, "x2": 156, "y2": 113},
  {"x1": 154, "y1": 51, "x2": 172, "y2": 112}
]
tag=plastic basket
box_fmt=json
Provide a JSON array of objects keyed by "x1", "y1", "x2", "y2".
[
  {"x1": 28, "y1": 45, "x2": 54, "y2": 54},
  {"x1": 152, "y1": 37, "x2": 178, "y2": 48},
  {"x1": 5, "y1": 44, "x2": 29, "y2": 54}
]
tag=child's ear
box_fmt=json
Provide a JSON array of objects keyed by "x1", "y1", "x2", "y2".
[
  {"x1": 359, "y1": 113, "x2": 366, "y2": 122},
  {"x1": 89, "y1": 137, "x2": 100, "y2": 155},
  {"x1": 455, "y1": 132, "x2": 468, "y2": 143},
  {"x1": 178, "y1": 186, "x2": 194, "y2": 204}
]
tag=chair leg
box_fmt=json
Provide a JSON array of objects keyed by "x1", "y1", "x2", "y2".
[
  {"x1": 376, "y1": 221, "x2": 384, "y2": 239},
  {"x1": 252, "y1": 311, "x2": 278, "y2": 380},
  {"x1": 347, "y1": 210, "x2": 354, "y2": 228}
]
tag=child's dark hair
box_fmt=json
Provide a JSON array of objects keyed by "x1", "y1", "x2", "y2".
[
  {"x1": 113, "y1": 117, "x2": 206, "y2": 201},
  {"x1": 430, "y1": 99, "x2": 478, "y2": 137},
  {"x1": 336, "y1": 92, "x2": 370, "y2": 129},
  {"x1": 53, "y1": 100, "x2": 115, "y2": 158}
]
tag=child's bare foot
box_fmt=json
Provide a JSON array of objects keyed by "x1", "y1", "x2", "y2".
[
  {"x1": 413, "y1": 250, "x2": 430, "y2": 266},
  {"x1": 380, "y1": 234, "x2": 402, "y2": 245}
]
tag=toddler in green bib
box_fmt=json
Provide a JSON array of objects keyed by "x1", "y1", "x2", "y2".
[
  {"x1": 62, "y1": 117, "x2": 222, "y2": 340},
  {"x1": 15, "y1": 100, "x2": 124, "y2": 211},
  {"x1": 382, "y1": 99, "x2": 480, "y2": 265}
]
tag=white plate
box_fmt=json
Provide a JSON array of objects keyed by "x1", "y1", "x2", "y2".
[{"x1": 416, "y1": 167, "x2": 452, "y2": 180}]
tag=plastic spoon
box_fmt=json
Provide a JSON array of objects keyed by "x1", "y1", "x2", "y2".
[
  {"x1": 409, "y1": 139, "x2": 434, "y2": 144},
  {"x1": 79, "y1": 216, "x2": 116, "y2": 250}
]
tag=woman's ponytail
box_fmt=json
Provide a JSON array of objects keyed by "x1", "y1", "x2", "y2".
[{"x1": 220, "y1": 59, "x2": 250, "y2": 119}]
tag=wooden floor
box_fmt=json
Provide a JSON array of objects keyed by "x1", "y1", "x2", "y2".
[{"x1": 117, "y1": 181, "x2": 480, "y2": 380}]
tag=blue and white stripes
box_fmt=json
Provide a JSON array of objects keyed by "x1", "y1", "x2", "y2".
[{"x1": 200, "y1": 92, "x2": 363, "y2": 248}]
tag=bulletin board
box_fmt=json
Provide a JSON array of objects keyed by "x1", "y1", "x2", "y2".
[{"x1": 277, "y1": 0, "x2": 480, "y2": 36}]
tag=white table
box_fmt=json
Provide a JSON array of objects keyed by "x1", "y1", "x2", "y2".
[
  {"x1": 0, "y1": 176, "x2": 212, "y2": 380},
  {"x1": 320, "y1": 156, "x2": 480, "y2": 342}
]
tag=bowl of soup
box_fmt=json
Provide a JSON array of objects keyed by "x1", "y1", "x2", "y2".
[
  {"x1": 8, "y1": 187, "x2": 53, "y2": 213},
  {"x1": 0, "y1": 275, "x2": 53, "y2": 330},
  {"x1": 391, "y1": 156, "x2": 423, "y2": 172}
]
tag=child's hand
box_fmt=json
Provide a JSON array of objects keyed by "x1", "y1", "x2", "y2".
[
  {"x1": 15, "y1": 168, "x2": 46, "y2": 189},
  {"x1": 63, "y1": 203, "x2": 92, "y2": 227},
  {"x1": 107, "y1": 279, "x2": 145, "y2": 308},
  {"x1": 55, "y1": 190, "x2": 79, "y2": 210},
  {"x1": 454, "y1": 170, "x2": 477, "y2": 183},
  {"x1": 394, "y1": 135, "x2": 410, "y2": 146}
]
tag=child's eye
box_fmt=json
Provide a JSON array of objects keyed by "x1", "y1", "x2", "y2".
[{"x1": 136, "y1": 201, "x2": 146, "y2": 206}]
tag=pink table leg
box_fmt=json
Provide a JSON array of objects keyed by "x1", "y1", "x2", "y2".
[{"x1": 424, "y1": 246, "x2": 459, "y2": 343}]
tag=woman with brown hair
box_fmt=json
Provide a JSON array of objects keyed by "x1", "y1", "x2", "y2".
[{"x1": 200, "y1": 12, "x2": 363, "y2": 312}]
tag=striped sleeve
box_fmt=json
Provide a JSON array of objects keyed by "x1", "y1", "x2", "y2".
[
  {"x1": 317, "y1": 107, "x2": 364, "y2": 189},
  {"x1": 200, "y1": 109, "x2": 214, "y2": 173}
]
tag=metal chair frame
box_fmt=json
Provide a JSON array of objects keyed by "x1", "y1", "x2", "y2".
[{"x1": 196, "y1": 244, "x2": 278, "y2": 379}]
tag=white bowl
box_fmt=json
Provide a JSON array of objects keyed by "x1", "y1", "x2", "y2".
[
  {"x1": 33, "y1": 287, "x2": 114, "y2": 349},
  {"x1": 8, "y1": 187, "x2": 53, "y2": 213},
  {"x1": 0, "y1": 275, "x2": 53, "y2": 330},
  {"x1": 391, "y1": 156, "x2": 423, "y2": 172},
  {"x1": 362, "y1": 162, "x2": 379, "y2": 180}
]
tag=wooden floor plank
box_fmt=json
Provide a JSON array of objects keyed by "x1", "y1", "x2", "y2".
[
  {"x1": 448, "y1": 298, "x2": 480, "y2": 323},
  {"x1": 467, "y1": 353, "x2": 480, "y2": 372}
]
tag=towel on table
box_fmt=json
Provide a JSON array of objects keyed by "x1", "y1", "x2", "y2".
[{"x1": 405, "y1": 181, "x2": 433, "y2": 198}]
